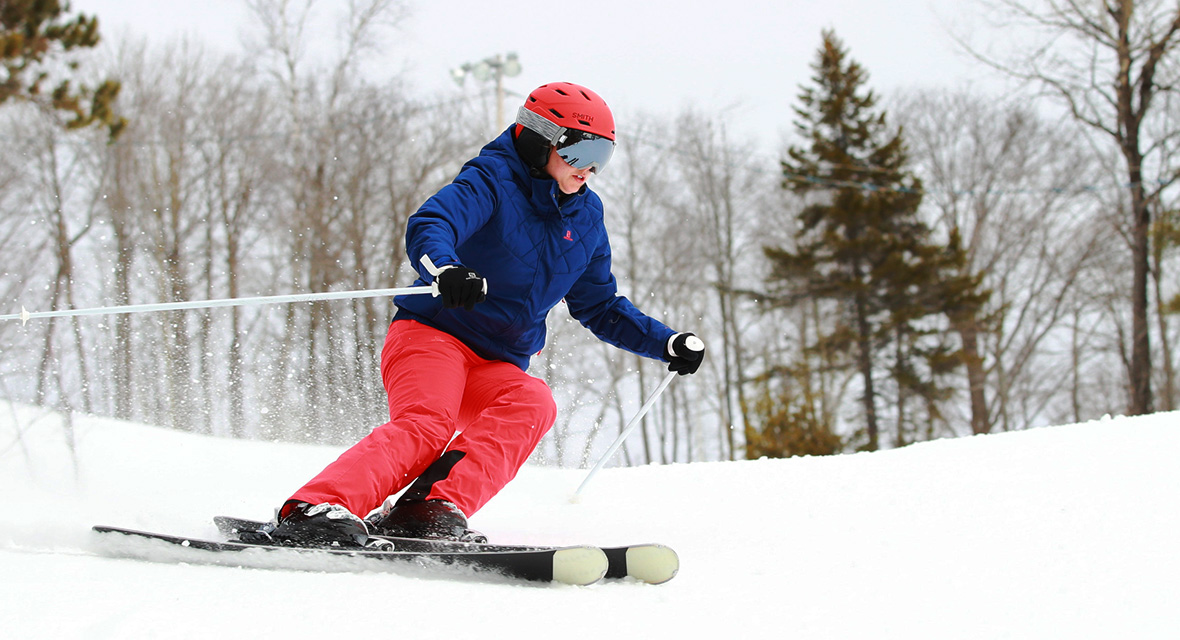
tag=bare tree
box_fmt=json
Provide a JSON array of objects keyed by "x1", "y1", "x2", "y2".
[
  {"x1": 100, "y1": 117, "x2": 139, "y2": 421},
  {"x1": 22, "y1": 109, "x2": 107, "y2": 417},
  {"x1": 126, "y1": 39, "x2": 210, "y2": 430},
  {"x1": 245, "y1": 0, "x2": 411, "y2": 441},
  {"x1": 590, "y1": 107, "x2": 773, "y2": 463},
  {"x1": 191, "y1": 56, "x2": 283, "y2": 436},
  {"x1": 665, "y1": 109, "x2": 767, "y2": 461},
  {"x1": 595, "y1": 112, "x2": 682, "y2": 464},
  {"x1": 0, "y1": 109, "x2": 37, "y2": 364},
  {"x1": 895, "y1": 88, "x2": 1109, "y2": 431},
  {"x1": 963, "y1": 0, "x2": 1180, "y2": 415}
]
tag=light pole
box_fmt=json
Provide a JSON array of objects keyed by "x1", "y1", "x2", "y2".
[{"x1": 450, "y1": 52, "x2": 522, "y2": 131}]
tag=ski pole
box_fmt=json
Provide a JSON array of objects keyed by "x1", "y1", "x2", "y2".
[
  {"x1": 572, "y1": 371, "x2": 677, "y2": 501},
  {"x1": 0, "y1": 284, "x2": 436, "y2": 326}
]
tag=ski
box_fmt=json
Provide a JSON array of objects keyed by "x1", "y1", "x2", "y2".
[
  {"x1": 92, "y1": 525, "x2": 608, "y2": 586},
  {"x1": 215, "y1": 515, "x2": 679, "y2": 585}
]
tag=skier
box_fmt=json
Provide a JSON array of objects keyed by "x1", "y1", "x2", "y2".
[{"x1": 265, "y1": 82, "x2": 705, "y2": 547}]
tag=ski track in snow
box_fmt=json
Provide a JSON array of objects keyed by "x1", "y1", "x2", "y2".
[{"x1": 3, "y1": 403, "x2": 1178, "y2": 639}]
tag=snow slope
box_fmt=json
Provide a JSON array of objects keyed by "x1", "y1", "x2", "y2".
[{"x1": 2, "y1": 402, "x2": 1178, "y2": 639}]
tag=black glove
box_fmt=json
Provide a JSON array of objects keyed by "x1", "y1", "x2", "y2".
[
  {"x1": 665, "y1": 332, "x2": 704, "y2": 375},
  {"x1": 436, "y1": 265, "x2": 487, "y2": 310}
]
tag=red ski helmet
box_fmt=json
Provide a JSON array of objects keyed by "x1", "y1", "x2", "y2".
[{"x1": 516, "y1": 82, "x2": 616, "y2": 173}]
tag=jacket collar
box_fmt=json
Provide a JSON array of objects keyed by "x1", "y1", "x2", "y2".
[{"x1": 487, "y1": 128, "x2": 587, "y2": 219}]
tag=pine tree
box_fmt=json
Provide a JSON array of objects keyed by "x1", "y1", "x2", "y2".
[
  {"x1": 762, "y1": 30, "x2": 982, "y2": 451},
  {"x1": 1, "y1": 0, "x2": 124, "y2": 136},
  {"x1": 744, "y1": 364, "x2": 843, "y2": 459}
]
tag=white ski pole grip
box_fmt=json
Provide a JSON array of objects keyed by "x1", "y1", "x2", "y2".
[
  {"x1": 421, "y1": 255, "x2": 443, "y2": 297},
  {"x1": 421, "y1": 254, "x2": 487, "y2": 298}
]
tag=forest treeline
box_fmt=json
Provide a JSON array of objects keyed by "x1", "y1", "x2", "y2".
[{"x1": 2, "y1": 1, "x2": 1179, "y2": 467}]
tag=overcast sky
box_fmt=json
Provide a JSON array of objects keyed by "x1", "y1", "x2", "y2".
[{"x1": 71, "y1": 1, "x2": 1004, "y2": 156}]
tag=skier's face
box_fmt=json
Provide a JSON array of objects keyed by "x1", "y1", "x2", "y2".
[{"x1": 545, "y1": 147, "x2": 593, "y2": 194}]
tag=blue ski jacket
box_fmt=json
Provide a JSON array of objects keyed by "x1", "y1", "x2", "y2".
[{"x1": 394, "y1": 128, "x2": 675, "y2": 371}]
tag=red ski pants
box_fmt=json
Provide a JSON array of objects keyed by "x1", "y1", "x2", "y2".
[{"x1": 290, "y1": 319, "x2": 557, "y2": 518}]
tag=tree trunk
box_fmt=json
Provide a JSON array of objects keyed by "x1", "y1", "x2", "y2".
[
  {"x1": 954, "y1": 318, "x2": 990, "y2": 435},
  {"x1": 854, "y1": 289, "x2": 879, "y2": 450}
]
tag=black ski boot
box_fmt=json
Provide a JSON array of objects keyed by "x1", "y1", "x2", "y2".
[
  {"x1": 366, "y1": 498, "x2": 487, "y2": 543},
  {"x1": 260, "y1": 501, "x2": 370, "y2": 548}
]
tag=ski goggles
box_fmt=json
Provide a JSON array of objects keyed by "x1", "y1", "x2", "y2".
[
  {"x1": 517, "y1": 107, "x2": 616, "y2": 173},
  {"x1": 554, "y1": 129, "x2": 615, "y2": 173}
]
